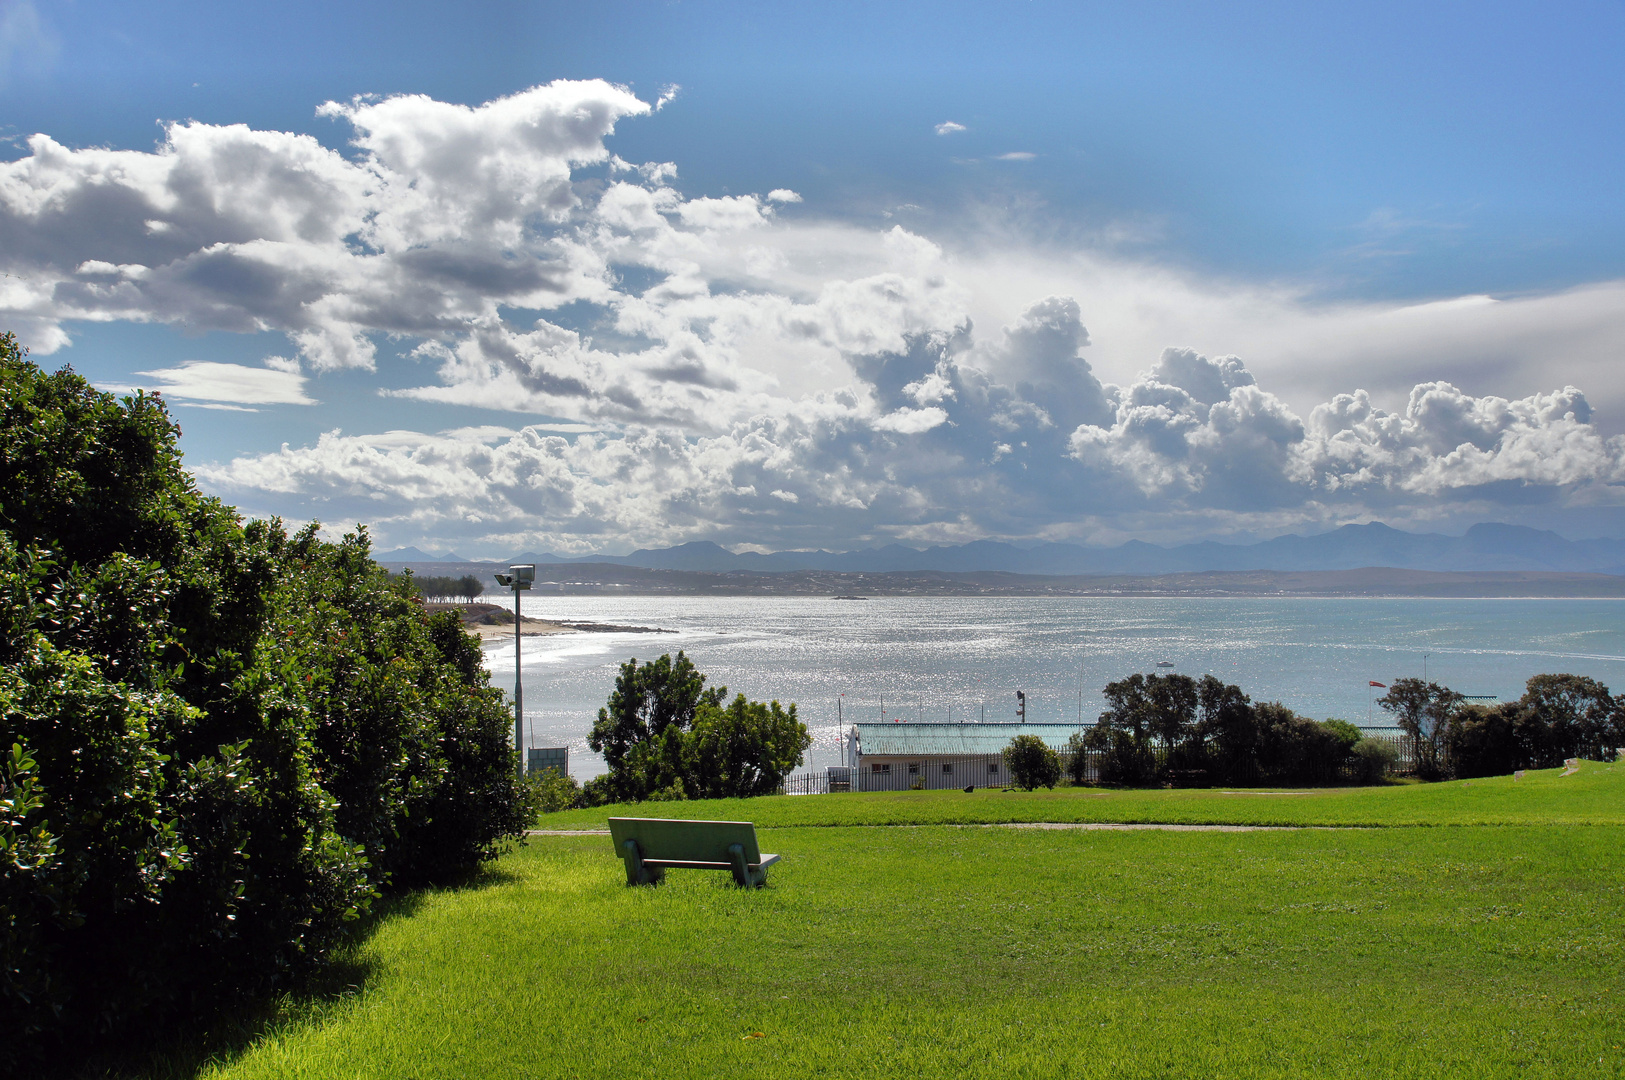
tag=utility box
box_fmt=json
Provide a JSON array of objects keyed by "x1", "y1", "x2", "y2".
[
  {"x1": 528, "y1": 746, "x2": 568, "y2": 777},
  {"x1": 826, "y1": 765, "x2": 851, "y2": 792}
]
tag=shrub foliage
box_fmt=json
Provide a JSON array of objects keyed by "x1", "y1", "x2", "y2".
[
  {"x1": 1003, "y1": 734, "x2": 1062, "y2": 790},
  {"x1": 1072, "y1": 669, "x2": 1624, "y2": 789},
  {"x1": 1437, "y1": 674, "x2": 1624, "y2": 778},
  {"x1": 1080, "y1": 673, "x2": 1376, "y2": 787},
  {"x1": 0, "y1": 337, "x2": 531, "y2": 1068}
]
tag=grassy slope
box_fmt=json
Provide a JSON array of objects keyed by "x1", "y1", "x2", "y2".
[
  {"x1": 538, "y1": 760, "x2": 1625, "y2": 829},
  {"x1": 188, "y1": 825, "x2": 1621, "y2": 1080}
]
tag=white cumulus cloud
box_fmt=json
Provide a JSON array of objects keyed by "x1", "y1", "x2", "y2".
[
  {"x1": 99, "y1": 360, "x2": 316, "y2": 410},
  {"x1": 5, "y1": 82, "x2": 1625, "y2": 550}
]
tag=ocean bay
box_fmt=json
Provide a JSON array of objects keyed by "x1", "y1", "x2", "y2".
[{"x1": 480, "y1": 595, "x2": 1625, "y2": 779}]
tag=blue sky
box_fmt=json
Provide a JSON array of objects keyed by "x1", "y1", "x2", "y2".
[{"x1": 4, "y1": 0, "x2": 1624, "y2": 555}]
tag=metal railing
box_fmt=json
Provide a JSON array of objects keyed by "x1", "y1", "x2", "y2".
[{"x1": 780, "y1": 772, "x2": 833, "y2": 795}]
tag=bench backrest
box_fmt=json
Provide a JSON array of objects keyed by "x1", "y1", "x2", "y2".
[{"x1": 608, "y1": 817, "x2": 763, "y2": 864}]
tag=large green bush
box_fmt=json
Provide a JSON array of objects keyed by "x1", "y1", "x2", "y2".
[
  {"x1": 1002, "y1": 734, "x2": 1062, "y2": 790},
  {"x1": 1349, "y1": 737, "x2": 1399, "y2": 784},
  {"x1": 0, "y1": 336, "x2": 530, "y2": 1069}
]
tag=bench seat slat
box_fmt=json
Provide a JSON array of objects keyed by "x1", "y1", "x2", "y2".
[{"x1": 646, "y1": 853, "x2": 779, "y2": 871}]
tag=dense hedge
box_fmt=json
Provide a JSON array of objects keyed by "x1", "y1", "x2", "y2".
[
  {"x1": 0, "y1": 336, "x2": 531, "y2": 1070},
  {"x1": 1071, "y1": 671, "x2": 1623, "y2": 788},
  {"x1": 1432, "y1": 675, "x2": 1623, "y2": 778},
  {"x1": 1073, "y1": 673, "x2": 1394, "y2": 787}
]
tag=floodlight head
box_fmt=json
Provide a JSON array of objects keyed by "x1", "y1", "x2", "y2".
[{"x1": 494, "y1": 573, "x2": 513, "y2": 587}]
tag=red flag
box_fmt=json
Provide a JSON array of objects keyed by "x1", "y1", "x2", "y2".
[{"x1": 1369, "y1": 681, "x2": 1387, "y2": 688}]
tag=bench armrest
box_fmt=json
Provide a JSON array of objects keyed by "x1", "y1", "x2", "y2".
[{"x1": 727, "y1": 843, "x2": 776, "y2": 888}]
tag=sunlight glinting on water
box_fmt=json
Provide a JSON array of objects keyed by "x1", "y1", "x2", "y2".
[{"x1": 479, "y1": 595, "x2": 1625, "y2": 780}]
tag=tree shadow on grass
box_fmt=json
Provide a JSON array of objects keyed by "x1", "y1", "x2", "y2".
[{"x1": 66, "y1": 862, "x2": 521, "y2": 1080}]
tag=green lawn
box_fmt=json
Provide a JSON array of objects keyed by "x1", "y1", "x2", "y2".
[
  {"x1": 132, "y1": 765, "x2": 1623, "y2": 1080},
  {"x1": 539, "y1": 759, "x2": 1625, "y2": 828}
]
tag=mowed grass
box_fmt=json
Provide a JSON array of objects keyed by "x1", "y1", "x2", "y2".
[
  {"x1": 539, "y1": 759, "x2": 1625, "y2": 829},
  {"x1": 167, "y1": 817, "x2": 1625, "y2": 1079}
]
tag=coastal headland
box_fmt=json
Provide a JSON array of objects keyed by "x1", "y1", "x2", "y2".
[{"x1": 424, "y1": 602, "x2": 675, "y2": 641}]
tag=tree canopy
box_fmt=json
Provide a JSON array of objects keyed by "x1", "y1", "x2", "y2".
[{"x1": 585, "y1": 651, "x2": 809, "y2": 804}]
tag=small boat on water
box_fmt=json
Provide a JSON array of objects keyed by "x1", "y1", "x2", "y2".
[
  {"x1": 1156, "y1": 661, "x2": 1175, "y2": 668},
  {"x1": 831, "y1": 595, "x2": 869, "y2": 600}
]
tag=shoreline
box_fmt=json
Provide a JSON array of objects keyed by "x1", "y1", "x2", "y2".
[{"x1": 423, "y1": 602, "x2": 675, "y2": 642}]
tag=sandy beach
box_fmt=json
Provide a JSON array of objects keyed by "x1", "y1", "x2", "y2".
[
  {"x1": 423, "y1": 603, "x2": 674, "y2": 643},
  {"x1": 467, "y1": 616, "x2": 576, "y2": 642}
]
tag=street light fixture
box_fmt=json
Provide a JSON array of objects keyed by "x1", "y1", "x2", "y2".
[{"x1": 493, "y1": 564, "x2": 535, "y2": 777}]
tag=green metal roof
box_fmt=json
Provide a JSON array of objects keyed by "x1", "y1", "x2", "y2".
[{"x1": 853, "y1": 723, "x2": 1086, "y2": 757}]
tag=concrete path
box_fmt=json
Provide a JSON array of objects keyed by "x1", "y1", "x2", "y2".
[
  {"x1": 995, "y1": 821, "x2": 1300, "y2": 831},
  {"x1": 526, "y1": 821, "x2": 1307, "y2": 836}
]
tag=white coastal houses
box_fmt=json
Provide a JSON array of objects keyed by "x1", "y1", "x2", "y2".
[{"x1": 846, "y1": 722, "x2": 1087, "y2": 791}]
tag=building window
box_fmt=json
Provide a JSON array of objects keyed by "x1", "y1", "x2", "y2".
[
  {"x1": 871, "y1": 762, "x2": 890, "y2": 774},
  {"x1": 908, "y1": 762, "x2": 920, "y2": 775},
  {"x1": 988, "y1": 762, "x2": 999, "y2": 773},
  {"x1": 942, "y1": 764, "x2": 953, "y2": 774}
]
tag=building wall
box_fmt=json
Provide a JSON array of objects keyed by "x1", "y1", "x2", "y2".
[{"x1": 855, "y1": 754, "x2": 1007, "y2": 792}]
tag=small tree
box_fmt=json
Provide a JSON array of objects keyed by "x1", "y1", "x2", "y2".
[
  {"x1": 1003, "y1": 734, "x2": 1061, "y2": 790},
  {"x1": 1349, "y1": 738, "x2": 1398, "y2": 784},
  {"x1": 588, "y1": 651, "x2": 725, "y2": 803},
  {"x1": 587, "y1": 653, "x2": 808, "y2": 803},
  {"x1": 688, "y1": 695, "x2": 811, "y2": 799},
  {"x1": 1081, "y1": 723, "x2": 1156, "y2": 785},
  {"x1": 1520, "y1": 674, "x2": 1616, "y2": 763},
  {"x1": 1379, "y1": 678, "x2": 1462, "y2": 779},
  {"x1": 1442, "y1": 702, "x2": 1519, "y2": 778},
  {"x1": 1146, "y1": 674, "x2": 1199, "y2": 756},
  {"x1": 1196, "y1": 675, "x2": 1255, "y2": 783}
]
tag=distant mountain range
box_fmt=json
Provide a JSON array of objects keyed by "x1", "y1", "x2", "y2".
[
  {"x1": 374, "y1": 522, "x2": 1625, "y2": 576},
  {"x1": 374, "y1": 546, "x2": 470, "y2": 564}
]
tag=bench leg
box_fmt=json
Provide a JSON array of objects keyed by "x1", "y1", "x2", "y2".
[
  {"x1": 621, "y1": 839, "x2": 664, "y2": 886},
  {"x1": 727, "y1": 843, "x2": 766, "y2": 888}
]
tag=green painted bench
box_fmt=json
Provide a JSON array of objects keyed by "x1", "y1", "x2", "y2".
[{"x1": 607, "y1": 817, "x2": 780, "y2": 888}]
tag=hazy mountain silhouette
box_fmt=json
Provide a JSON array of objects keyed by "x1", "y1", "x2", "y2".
[{"x1": 380, "y1": 522, "x2": 1625, "y2": 576}]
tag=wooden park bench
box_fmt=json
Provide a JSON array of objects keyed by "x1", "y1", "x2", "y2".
[{"x1": 608, "y1": 817, "x2": 780, "y2": 888}]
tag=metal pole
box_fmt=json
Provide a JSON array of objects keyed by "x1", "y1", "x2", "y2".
[{"x1": 514, "y1": 580, "x2": 523, "y2": 778}]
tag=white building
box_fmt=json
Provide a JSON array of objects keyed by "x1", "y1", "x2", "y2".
[{"x1": 848, "y1": 722, "x2": 1086, "y2": 791}]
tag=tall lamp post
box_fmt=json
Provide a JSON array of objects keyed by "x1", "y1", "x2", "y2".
[{"x1": 493, "y1": 564, "x2": 536, "y2": 777}]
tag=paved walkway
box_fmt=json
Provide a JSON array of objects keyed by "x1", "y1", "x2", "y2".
[{"x1": 527, "y1": 821, "x2": 1307, "y2": 836}]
